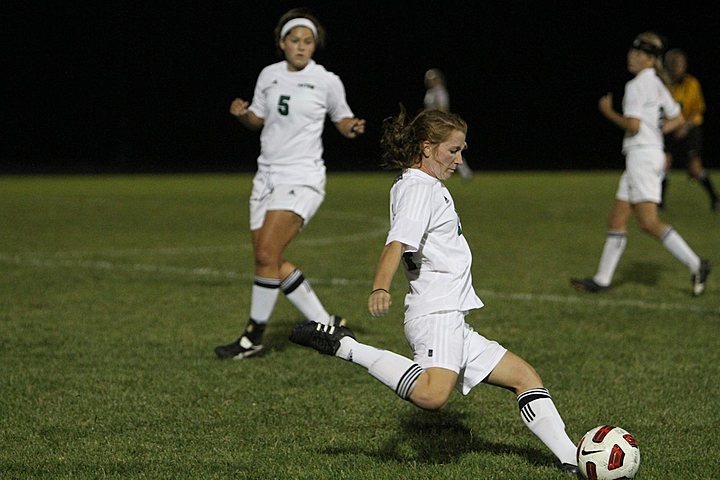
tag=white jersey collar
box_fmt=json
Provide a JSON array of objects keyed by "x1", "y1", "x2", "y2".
[{"x1": 284, "y1": 59, "x2": 316, "y2": 74}]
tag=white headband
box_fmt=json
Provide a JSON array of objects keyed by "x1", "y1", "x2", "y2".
[{"x1": 280, "y1": 18, "x2": 317, "y2": 39}]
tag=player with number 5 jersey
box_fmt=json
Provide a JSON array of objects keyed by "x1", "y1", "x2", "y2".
[{"x1": 215, "y1": 8, "x2": 366, "y2": 360}]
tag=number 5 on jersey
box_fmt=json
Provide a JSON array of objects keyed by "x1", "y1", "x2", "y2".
[{"x1": 278, "y1": 95, "x2": 290, "y2": 115}]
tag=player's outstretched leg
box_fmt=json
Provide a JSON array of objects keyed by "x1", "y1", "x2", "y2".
[
  {"x1": 290, "y1": 321, "x2": 424, "y2": 401},
  {"x1": 486, "y1": 351, "x2": 578, "y2": 473},
  {"x1": 289, "y1": 320, "x2": 355, "y2": 355}
]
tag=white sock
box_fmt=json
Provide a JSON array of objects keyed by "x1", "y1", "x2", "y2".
[
  {"x1": 593, "y1": 231, "x2": 627, "y2": 286},
  {"x1": 336, "y1": 337, "x2": 382, "y2": 367},
  {"x1": 661, "y1": 227, "x2": 701, "y2": 273},
  {"x1": 337, "y1": 337, "x2": 423, "y2": 400},
  {"x1": 517, "y1": 388, "x2": 577, "y2": 465},
  {"x1": 249, "y1": 276, "x2": 280, "y2": 324},
  {"x1": 281, "y1": 269, "x2": 331, "y2": 325}
]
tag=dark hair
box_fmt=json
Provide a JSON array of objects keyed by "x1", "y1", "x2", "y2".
[
  {"x1": 380, "y1": 105, "x2": 467, "y2": 170},
  {"x1": 274, "y1": 8, "x2": 326, "y2": 57}
]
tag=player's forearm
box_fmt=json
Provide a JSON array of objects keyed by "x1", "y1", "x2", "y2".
[
  {"x1": 661, "y1": 114, "x2": 685, "y2": 134},
  {"x1": 335, "y1": 117, "x2": 365, "y2": 139},
  {"x1": 372, "y1": 241, "x2": 403, "y2": 291},
  {"x1": 602, "y1": 109, "x2": 638, "y2": 134},
  {"x1": 236, "y1": 111, "x2": 264, "y2": 131}
]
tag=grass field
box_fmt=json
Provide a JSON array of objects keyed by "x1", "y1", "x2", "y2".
[{"x1": 1, "y1": 171, "x2": 718, "y2": 479}]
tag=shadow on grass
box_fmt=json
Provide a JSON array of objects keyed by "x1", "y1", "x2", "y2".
[
  {"x1": 322, "y1": 409, "x2": 554, "y2": 467},
  {"x1": 615, "y1": 261, "x2": 664, "y2": 288}
]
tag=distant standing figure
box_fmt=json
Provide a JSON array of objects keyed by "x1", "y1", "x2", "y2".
[
  {"x1": 662, "y1": 48, "x2": 719, "y2": 212},
  {"x1": 424, "y1": 68, "x2": 473, "y2": 181},
  {"x1": 215, "y1": 8, "x2": 366, "y2": 360},
  {"x1": 571, "y1": 32, "x2": 710, "y2": 296}
]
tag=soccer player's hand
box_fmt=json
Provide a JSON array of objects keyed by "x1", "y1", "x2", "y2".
[
  {"x1": 230, "y1": 98, "x2": 250, "y2": 117},
  {"x1": 598, "y1": 93, "x2": 613, "y2": 115},
  {"x1": 368, "y1": 289, "x2": 391, "y2": 317},
  {"x1": 348, "y1": 118, "x2": 366, "y2": 138}
]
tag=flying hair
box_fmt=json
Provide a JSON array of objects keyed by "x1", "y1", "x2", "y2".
[{"x1": 380, "y1": 105, "x2": 467, "y2": 170}]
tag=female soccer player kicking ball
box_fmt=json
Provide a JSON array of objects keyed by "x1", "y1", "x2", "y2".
[{"x1": 290, "y1": 107, "x2": 580, "y2": 476}]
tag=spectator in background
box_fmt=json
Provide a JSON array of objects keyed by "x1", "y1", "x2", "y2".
[
  {"x1": 215, "y1": 7, "x2": 365, "y2": 360},
  {"x1": 661, "y1": 48, "x2": 719, "y2": 212},
  {"x1": 424, "y1": 68, "x2": 473, "y2": 181},
  {"x1": 571, "y1": 32, "x2": 710, "y2": 296}
]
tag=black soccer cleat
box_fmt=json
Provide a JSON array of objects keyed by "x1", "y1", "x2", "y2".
[
  {"x1": 289, "y1": 320, "x2": 355, "y2": 356},
  {"x1": 215, "y1": 319, "x2": 266, "y2": 360},
  {"x1": 330, "y1": 314, "x2": 347, "y2": 327},
  {"x1": 570, "y1": 277, "x2": 609, "y2": 293},
  {"x1": 560, "y1": 463, "x2": 580, "y2": 477},
  {"x1": 692, "y1": 259, "x2": 711, "y2": 296},
  {"x1": 214, "y1": 336, "x2": 264, "y2": 360}
]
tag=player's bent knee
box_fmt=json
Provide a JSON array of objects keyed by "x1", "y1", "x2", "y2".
[
  {"x1": 410, "y1": 390, "x2": 451, "y2": 411},
  {"x1": 254, "y1": 245, "x2": 281, "y2": 268}
]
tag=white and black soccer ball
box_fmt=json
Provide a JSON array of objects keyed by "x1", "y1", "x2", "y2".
[{"x1": 576, "y1": 425, "x2": 641, "y2": 479}]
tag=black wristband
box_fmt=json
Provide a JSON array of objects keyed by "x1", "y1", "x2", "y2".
[{"x1": 371, "y1": 288, "x2": 389, "y2": 294}]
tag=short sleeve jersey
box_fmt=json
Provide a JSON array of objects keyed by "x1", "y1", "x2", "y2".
[
  {"x1": 385, "y1": 169, "x2": 483, "y2": 320},
  {"x1": 669, "y1": 74, "x2": 705, "y2": 126},
  {"x1": 622, "y1": 68, "x2": 681, "y2": 153},
  {"x1": 248, "y1": 60, "x2": 353, "y2": 184}
]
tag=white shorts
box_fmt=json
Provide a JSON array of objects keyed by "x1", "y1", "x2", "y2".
[
  {"x1": 616, "y1": 148, "x2": 665, "y2": 204},
  {"x1": 249, "y1": 170, "x2": 325, "y2": 230},
  {"x1": 404, "y1": 311, "x2": 507, "y2": 395}
]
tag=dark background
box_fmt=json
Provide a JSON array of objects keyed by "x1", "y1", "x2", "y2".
[{"x1": 3, "y1": 0, "x2": 720, "y2": 174}]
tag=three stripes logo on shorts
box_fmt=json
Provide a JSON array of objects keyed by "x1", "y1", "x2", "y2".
[{"x1": 517, "y1": 388, "x2": 551, "y2": 422}]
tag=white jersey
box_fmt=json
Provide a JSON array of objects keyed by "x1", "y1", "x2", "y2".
[
  {"x1": 248, "y1": 60, "x2": 354, "y2": 186},
  {"x1": 423, "y1": 85, "x2": 449, "y2": 111},
  {"x1": 385, "y1": 169, "x2": 483, "y2": 320},
  {"x1": 622, "y1": 68, "x2": 681, "y2": 154}
]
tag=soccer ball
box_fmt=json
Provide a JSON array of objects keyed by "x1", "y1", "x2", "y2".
[{"x1": 576, "y1": 425, "x2": 641, "y2": 479}]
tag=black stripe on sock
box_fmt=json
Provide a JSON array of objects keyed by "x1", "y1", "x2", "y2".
[
  {"x1": 660, "y1": 226, "x2": 674, "y2": 243},
  {"x1": 517, "y1": 388, "x2": 551, "y2": 411},
  {"x1": 520, "y1": 404, "x2": 536, "y2": 423},
  {"x1": 281, "y1": 271, "x2": 305, "y2": 294},
  {"x1": 396, "y1": 364, "x2": 423, "y2": 399},
  {"x1": 254, "y1": 277, "x2": 281, "y2": 288}
]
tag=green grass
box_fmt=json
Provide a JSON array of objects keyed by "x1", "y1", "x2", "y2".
[{"x1": 1, "y1": 171, "x2": 718, "y2": 479}]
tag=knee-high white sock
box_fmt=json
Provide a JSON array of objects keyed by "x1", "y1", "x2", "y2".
[
  {"x1": 249, "y1": 276, "x2": 281, "y2": 324},
  {"x1": 593, "y1": 231, "x2": 627, "y2": 287},
  {"x1": 661, "y1": 227, "x2": 701, "y2": 273},
  {"x1": 281, "y1": 269, "x2": 331, "y2": 325},
  {"x1": 337, "y1": 337, "x2": 423, "y2": 400},
  {"x1": 517, "y1": 388, "x2": 577, "y2": 465}
]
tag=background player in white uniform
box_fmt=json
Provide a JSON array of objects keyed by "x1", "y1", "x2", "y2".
[
  {"x1": 423, "y1": 68, "x2": 473, "y2": 181},
  {"x1": 215, "y1": 8, "x2": 366, "y2": 360},
  {"x1": 290, "y1": 108, "x2": 580, "y2": 476},
  {"x1": 571, "y1": 32, "x2": 710, "y2": 296}
]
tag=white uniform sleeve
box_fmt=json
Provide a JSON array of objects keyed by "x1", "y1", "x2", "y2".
[
  {"x1": 248, "y1": 68, "x2": 269, "y2": 119},
  {"x1": 622, "y1": 82, "x2": 643, "y2": 119},
  {"x1": 325, "y1": 74, "x2": 354, "y2": 123},
  {"x1": 660, "y1": 85, "x2": 681, "y2": 119},
  {"x1": 386, "y1": 182, "x2": 432, "y2": 252}
]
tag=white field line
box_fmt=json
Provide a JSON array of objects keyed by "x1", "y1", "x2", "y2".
[
  {"x1": 1, "y1": 253, "x2": 718, "y2": 316},
  {"x1": 35, "y1": 227, "x2": 389, "y2": 258}
]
